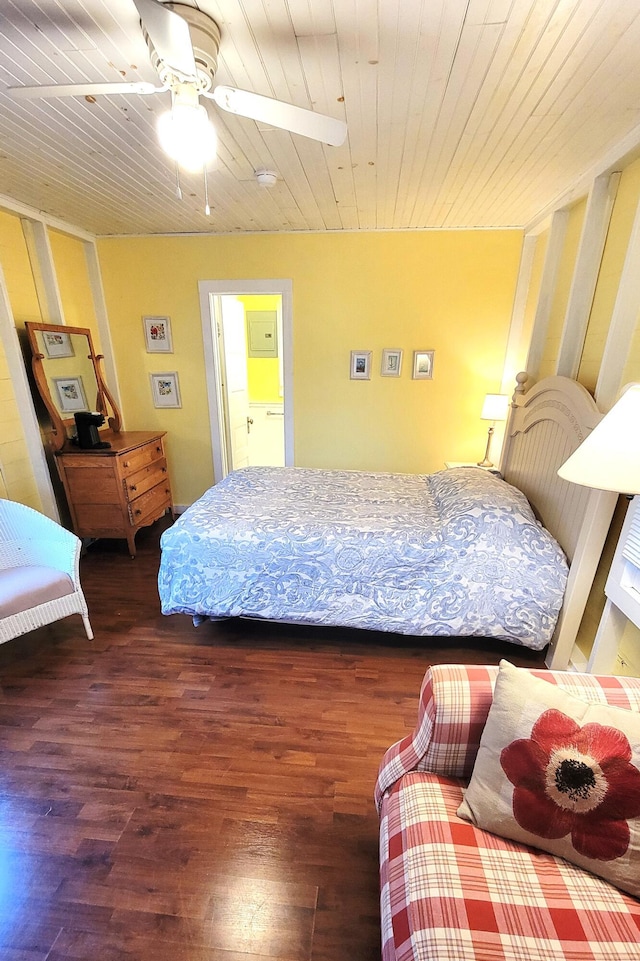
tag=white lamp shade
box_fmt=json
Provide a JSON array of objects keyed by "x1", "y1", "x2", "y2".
[
  {"x1": 480, "y1": 393, "x2": 509, "y2": 422},
  {"x1": 557, "y1": 383, "x2": 640, "y2": 494}
]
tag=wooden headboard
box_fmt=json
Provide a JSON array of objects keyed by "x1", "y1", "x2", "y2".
[{"x1": 500, "y1": 373, "x2": 618, "y2": 670}]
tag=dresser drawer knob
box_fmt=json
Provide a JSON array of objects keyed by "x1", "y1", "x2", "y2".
[
  {"x1": 156, "y1": 446, "x2": 162, "y2": 453},
  {"x1": 134, "y1": 508, "x2": 142, "y2": 516},
  {"x1": 129, "y1": 484, "x2": 137, "y2": 492},
  {"x1": 161, "y1": 467, "x2": 167, "y2": 473},
  {"x1": 123, "y1": 460, "x2": 130, "y2": 468}
]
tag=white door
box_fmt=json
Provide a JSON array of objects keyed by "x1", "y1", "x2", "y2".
[
  {"x1": 199, "y1": 279, "x2": 294, "y2": 484},
  {"x1": 219, "y1": 296, "x2": 250, "y2": 470}
]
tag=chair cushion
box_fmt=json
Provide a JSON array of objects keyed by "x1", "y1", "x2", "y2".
[
  {"x1": 0, "y1": 566, "x2": 75, "y2": 618},
  {"x1": 380, "y1": 769, "x2": 640, "y2": 961}
]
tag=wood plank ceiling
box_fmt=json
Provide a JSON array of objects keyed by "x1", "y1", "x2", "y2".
[{"x1": 0, "y1": 0, "x2": 640, "y2": 236}]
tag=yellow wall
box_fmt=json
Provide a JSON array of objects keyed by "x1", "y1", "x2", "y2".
[
  {"x1": 0, "y1": 213, "x2": 108, "y2": 513},
  {"x1": 580, "y1": 158, "x2": 640, "y2": 392},
  {"x1": 618, "y1": 618, "x2": 640, "y2": 676},
  {"x1": 583, "y1": 173, "x2": 640, "y2": 670},
  {"x1": 97, "y1": 229, "x2": 522, "y2": 506},
  {"x1": 538, "y1": 198, "x2": 586, "y2": 380},
  {"x1": 526, "y1": 173, "x2": 640, "y2": 672},
  {"x1": 622, "y1": 321, "x2": 640, "y2": 388},
  {"x1": 0, "y1": 210, "x2": 42, "y2": 327},
  {"x1": 238, "y1": 294, "x2": 282, "y2": 403},
  {"x1": 0, "y1": 339, "x2": 42, "y2": 509},
  {"x1": 520, "y1": 229, "x2": 548, "y2": 371},
  {"x1": 49, "y1": 229, "x2": 102, "y2": 350},
  {"x1": 0, "y1": 210, "x2": 43, "y2": 509}
]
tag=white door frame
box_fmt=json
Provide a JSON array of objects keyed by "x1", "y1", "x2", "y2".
[{"x1": 199, "y1": 278, "x2": 294, "y2": 483}]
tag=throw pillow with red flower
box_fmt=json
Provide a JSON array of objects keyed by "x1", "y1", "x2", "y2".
[
  {"x1": 458, "y1": 660, "x2": 640, "y2": 898},
  {"x1": 500, "y1": 709, "x2": 640, "y2": 861}
]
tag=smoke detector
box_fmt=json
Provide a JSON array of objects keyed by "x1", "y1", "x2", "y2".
[{"x1": 255, "y1": 168, "x2": 278, "y2": 187}]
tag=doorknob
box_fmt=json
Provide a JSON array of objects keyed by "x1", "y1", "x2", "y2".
[{"x1": 247, "y1": 416, "x2": 254, "y2": 433}]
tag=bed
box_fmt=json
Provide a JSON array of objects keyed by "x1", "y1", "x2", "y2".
[{"x1": 158, "y1": 374, "x2": 617, "y2": 665}]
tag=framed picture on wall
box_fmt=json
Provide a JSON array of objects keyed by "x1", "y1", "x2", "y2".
[
  {"x1": 143, "y1": 315, "x2": 173, "y2": 353},
  {"x1": 350, "y1": 350, "x2": 372, "y2": 380},
  {"x1": 381, "y1": 348, "x2": 403, "y2": 377},
  {"x1": 52, "y1": 376, "x2": 88, "y2": 413},
  {"x1": 412, "y1": 350, "x2": 435, "y2": 380},
  {"x1": 150, "y1": 371, "x2": 182, "y2": 408},
  {"x1": 42, "y1": 330, "x2": 74, "y2": 359}
]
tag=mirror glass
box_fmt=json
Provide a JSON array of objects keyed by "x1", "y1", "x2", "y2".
[
  {"x1": 25, "y1": 322, "x2": 121, "y2": 451},
  {"x1": 32, "y1": 328, "x2": 101, "y2": 419}
]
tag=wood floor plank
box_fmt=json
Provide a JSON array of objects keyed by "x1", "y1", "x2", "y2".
[{"x1": 0, "y1": 518, "x2": 545, "y2": 960}]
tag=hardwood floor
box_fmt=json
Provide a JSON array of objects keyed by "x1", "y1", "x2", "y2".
[{"x1": 0, "y1": 519, "x2": 545, "y2": 961}]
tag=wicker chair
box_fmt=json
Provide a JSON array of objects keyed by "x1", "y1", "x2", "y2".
[{"x1": 0, "y1": 499, "x2": 93, "y2": 644}]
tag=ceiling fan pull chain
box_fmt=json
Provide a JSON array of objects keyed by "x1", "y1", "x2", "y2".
[
  {"x1": 174, "y1": 164, "x2": 182, "y2": 200},
  {"x1": 204, "y1": 168, "x2": 211, "y2": 216}
]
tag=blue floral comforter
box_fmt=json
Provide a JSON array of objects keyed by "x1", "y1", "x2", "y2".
[{"x1": 158, "y1": 466, "x2": 568, "y2": 649}]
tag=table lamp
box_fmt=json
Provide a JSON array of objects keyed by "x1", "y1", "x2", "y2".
[
  {"x1": 557, "y1": 383, "x2": 640, "y2": 675},
  {"x1": 478, "y1": 393, "x2": 509, "y2": 468},
  {"x1": 557, "y1": 383, "x2": 640, "y2": 494}
]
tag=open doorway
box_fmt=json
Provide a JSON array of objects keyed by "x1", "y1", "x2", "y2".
[{"x1": 199, "y1": 279, "x2": 293, "y2": 482}]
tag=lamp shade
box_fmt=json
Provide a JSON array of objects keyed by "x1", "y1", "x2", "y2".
[
  {"x1": 480, "y1": 393, "x2": 509, "y2": 422},
  {"x1": 557, "y1": 383, "x2": 640, "y2": 494}
]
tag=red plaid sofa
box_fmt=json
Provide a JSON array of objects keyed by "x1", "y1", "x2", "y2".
[{"x1": 375, "y1": 664, "x2": 640, "y2": 961}]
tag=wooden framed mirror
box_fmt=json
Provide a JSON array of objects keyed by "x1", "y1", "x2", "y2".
[{"x1": 25, "y1": 322, "x2": 121, "y2": 451}]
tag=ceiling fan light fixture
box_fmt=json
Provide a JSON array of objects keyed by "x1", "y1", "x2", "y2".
[{"x1": 157, "y1": 93, "x2": 217, "y2": 172}]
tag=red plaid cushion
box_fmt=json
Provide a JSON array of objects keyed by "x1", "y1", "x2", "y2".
[
  {"x1": 380, "y1": 770, "x2": 640, "y2": 961},
  {"x1": 375, "y1": 664, "x2": 640, "y2": 811}
]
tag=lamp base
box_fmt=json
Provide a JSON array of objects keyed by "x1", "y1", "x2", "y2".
[{"x1": 478, "y1": 424, "x2": 495, "y2": 469}]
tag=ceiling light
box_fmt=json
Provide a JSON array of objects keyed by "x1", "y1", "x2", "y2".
[{"x1": 157, "y1": 85, "x2": 217, "y2": 172}]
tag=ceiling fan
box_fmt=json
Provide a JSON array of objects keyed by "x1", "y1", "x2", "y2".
[{"x1": 8, "y1": 0, "x2": 347, "y2": 171}]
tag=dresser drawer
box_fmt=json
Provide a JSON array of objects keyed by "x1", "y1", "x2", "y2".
[
  {"x1": 123, "y1": 458, "x2": 168, "y2": 502},
  {"x1": 128, "y1": 479, "x2": 172, "y2": 527},
  {"x1": 119, "y1": 438, "x2": 165, "y2": 477}
]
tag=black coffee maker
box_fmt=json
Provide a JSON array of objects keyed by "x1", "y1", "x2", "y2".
[{"x1": 73, "y1": 411, "x2": 111, "y2": 449}]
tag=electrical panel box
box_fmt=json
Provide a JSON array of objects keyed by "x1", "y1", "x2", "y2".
[{"x1": 247, "y1": 310, "x2": 278, "y2": 358}]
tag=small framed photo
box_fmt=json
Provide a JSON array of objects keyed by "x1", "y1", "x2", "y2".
[
  {"x1": 412, "y1": 350, "x2": 435, "y2": 380},
  {"x1": 381, "y1": 348, "x2": 403, "y2": 377},
  {"x1": 143, "y1": 315, "x2": 173, "y2": 353},
  {"x1": 42, "y1": 330, "x2": 74, "y2": 359},
  {"x1": 150, "y1": 371, "x2": 182, "y2": 408},
  {"x1": 52, "y1": 376, "x2": 88, "y2": 413},
  {"x1": 350, "y1": 350, "x2": 372, "y2": 380}
]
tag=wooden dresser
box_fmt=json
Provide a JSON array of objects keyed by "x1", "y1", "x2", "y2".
[{"x1": 55, "y1": 430, "x2": 173, "y2": 557}]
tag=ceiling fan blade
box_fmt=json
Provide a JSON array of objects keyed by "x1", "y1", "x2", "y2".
[
  {"x1": 132, "y1": 0, "x2": 197, "y2": 82},
  {"x1": 210, "y1": 85, "x2": 347, "y2": 146},
  {"x1": 7, "y1": 81, "x2": 162, "y2": 99}
]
